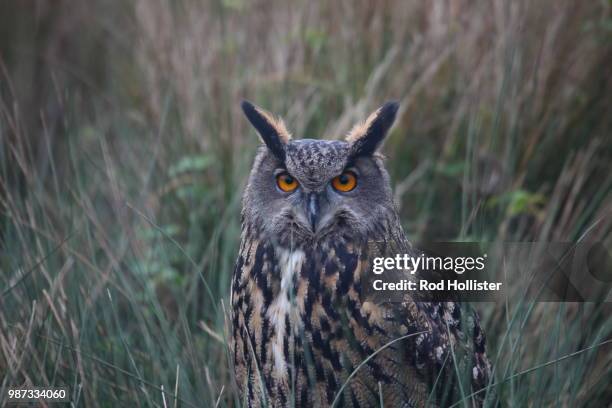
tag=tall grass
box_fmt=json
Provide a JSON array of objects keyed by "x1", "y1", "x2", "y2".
[{"x1": 1, "y1": 0, "x2": 611, "y2": 406}]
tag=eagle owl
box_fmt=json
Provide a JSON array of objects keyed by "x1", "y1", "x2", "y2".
[{"x1": 230, "y1": 101, "x2": 491, "y2": 407}]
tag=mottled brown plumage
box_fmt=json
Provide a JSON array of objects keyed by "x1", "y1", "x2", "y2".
[{"x1": 230, "y1": 101, "x2": 490, "y2": 407}]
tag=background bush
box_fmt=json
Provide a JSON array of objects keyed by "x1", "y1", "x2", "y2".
[{"x1": 1, "y1": 0, "x2": 611, "y2": 406}]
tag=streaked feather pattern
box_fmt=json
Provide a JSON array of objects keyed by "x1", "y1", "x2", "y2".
[{"x1": 231, "y1": 219, "x2": 490, "y2": 407}]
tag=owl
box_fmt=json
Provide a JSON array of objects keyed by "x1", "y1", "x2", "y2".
[{"x1": 230, "y1": 101, "x2": 491, "y2": 407}]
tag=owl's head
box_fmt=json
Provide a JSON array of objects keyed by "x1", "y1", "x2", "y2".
[{"x1": 241, "y1": 101, "x2": 400, "y2": 247}]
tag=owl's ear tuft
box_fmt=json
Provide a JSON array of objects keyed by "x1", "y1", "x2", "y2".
[
  {"x1": 346, "y1": 101, "x2": 399, "y2": 157},
  {"x1": 241, "y1": 100, "x2": 292, "y2": 161}
]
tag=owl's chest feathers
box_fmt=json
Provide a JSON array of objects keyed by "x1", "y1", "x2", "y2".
[
  {"x1": 266, "y1": 249, "x2": 305, "y2": 378},
  {"x1": 247, "y1": 241, "x2": 363, "y2": 380}
]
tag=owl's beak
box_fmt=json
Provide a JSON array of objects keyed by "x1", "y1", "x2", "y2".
[{"x1": 306, "y1": 192, "x2": 320, "y2": 231}]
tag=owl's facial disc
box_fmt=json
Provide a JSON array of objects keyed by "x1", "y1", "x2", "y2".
[
  {"x1": 242, "y1": 100, "x2": 400, "y2": 246},
  {"x1": 277, "y1": 154, "x2": 391, "y2": 241}
]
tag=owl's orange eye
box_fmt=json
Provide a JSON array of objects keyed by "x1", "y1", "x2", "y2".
[
  {"x1": 276, "y1": 173, "x2": 299, "y2": 192},
  {"x1": 332, "y1": 171, "x2": 357, "y2": 192}
]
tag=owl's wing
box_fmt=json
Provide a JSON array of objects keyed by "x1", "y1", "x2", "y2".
[{"x1": 365, "y1": 235, "x2": 492, "y2": 406}]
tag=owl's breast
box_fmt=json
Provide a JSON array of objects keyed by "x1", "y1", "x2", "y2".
[
  {"x1": 262, "y1": 242, "x2": 363, "y2": 379},
  {"x1": 265, "y1": 248, "x2": 306, "y2": 379},
  {"x1": 231, "y1": 236, "x2": 422, "y2": 407}
]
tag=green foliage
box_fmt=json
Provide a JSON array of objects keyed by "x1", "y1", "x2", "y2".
[
  {"x1": 487, "y1": 190, "x2": 547, "y2": 217},
  {"x1": 169, "y1": 155, "x2": 215, "y2": 178}
]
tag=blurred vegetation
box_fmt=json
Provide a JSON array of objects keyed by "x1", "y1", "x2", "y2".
[{"x1": 1, "y1": 0, "x2": 611, "y2": 406}]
